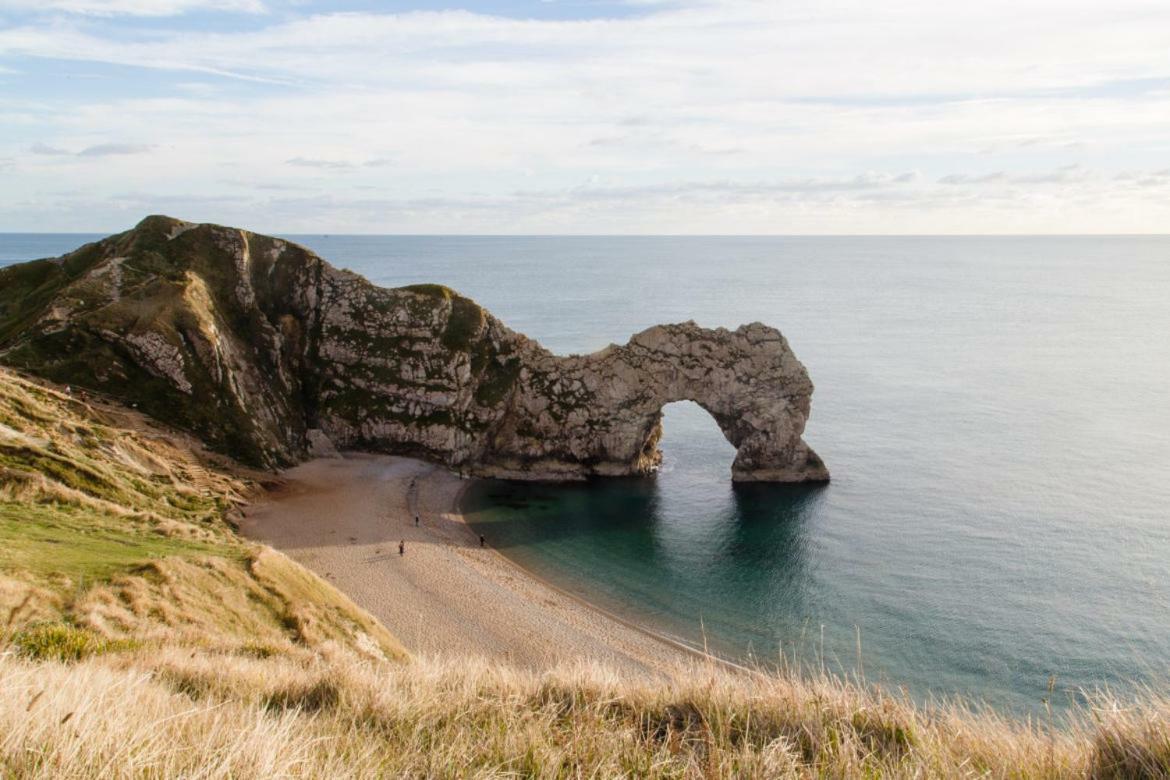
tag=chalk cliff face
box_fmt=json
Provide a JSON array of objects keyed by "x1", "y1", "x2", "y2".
[{"x1": 0, "y1": 216, "x2": 828, "y2": 482}]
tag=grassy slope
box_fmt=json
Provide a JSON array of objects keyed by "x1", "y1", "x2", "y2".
[
  {"x1": 0, "y1": 366, "x2": 404, "y2": 661},
  {"x1": 1, "y1": 368, "x2": 1168, "y2": 777}
]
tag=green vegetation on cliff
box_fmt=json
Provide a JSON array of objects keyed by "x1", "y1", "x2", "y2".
[{"x1": 441, "y1": 295, "x2": 486, "y2": 352}]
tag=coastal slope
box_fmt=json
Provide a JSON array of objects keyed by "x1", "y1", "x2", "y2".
[
  {"x1": 0, "y1": 365, "x2": 404, "y2": 661},
  {"x1": 0, "y1": 216, "x2": 827, "y2": 482}
]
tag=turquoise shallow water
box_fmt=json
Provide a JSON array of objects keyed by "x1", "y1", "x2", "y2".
[{"x1": 5, "y1": 232, "x2": 1170, "y2": 714}]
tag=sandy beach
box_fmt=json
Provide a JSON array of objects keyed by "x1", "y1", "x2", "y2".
[{"x1": 240, "y1": 454, "x2": 695, "y2": 676}]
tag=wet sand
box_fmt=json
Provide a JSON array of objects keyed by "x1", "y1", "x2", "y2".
[{"x1": 240, "y1": 454, "x2": 697, "y2": 676}]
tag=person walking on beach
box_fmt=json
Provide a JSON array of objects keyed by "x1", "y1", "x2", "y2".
[
  {"x1": 479, "y1": 534, "x2": 486, "y2": 548},
  {"x1": 415, "y1": 514, "x2": 420, "y2": 527},
  {"x1": 398, "y1": 540, "x2": 405, "y2": 556}
]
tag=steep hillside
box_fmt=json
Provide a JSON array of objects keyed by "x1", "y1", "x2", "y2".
[
  {"x1": 0, "y1": 366, "x2": 404, "y2": 660},
  {"x1": 0, "y1": 217, "x2": 336, "y2": 468}
]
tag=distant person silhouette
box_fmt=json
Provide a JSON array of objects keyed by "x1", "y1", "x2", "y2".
[
  {"x1": 479, "y1": 534, "x2": 486, "y2": 548},
  {"x1": 415, "y1": 514, "x2": 420, "y2": 527},
  {"x1": 398, "y1": 540, "x2": 405, "y2": 556}
]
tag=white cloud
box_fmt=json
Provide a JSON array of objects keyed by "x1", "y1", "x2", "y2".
[
  {"x1": 1, "y1": 1, "x2": 1169, "y2": 231},
  {"x1": 30, "y1": 142, "x2": 70, "y2": 155},
  {"x1": 6, "y1": 162, "x2": 1169, "y2": 234},
  {"x1": 286, "y1": 157, "x2": 354, "y2": 170},
  {"x1": 939, "y1": 166, "x2": 1098, "y2": 186},
  {"x1": 0, "y1": 4, "x2": 1165, "y2": 100},
  {"x1": 26, "y1": 140, "x2": 151, "y2": 157},
  {"x1": 0, "y1": 0, "x2": 264, "y2": 16},
  {"x1": 77, "y1": 142, "x2": 153, "y2": 156}
]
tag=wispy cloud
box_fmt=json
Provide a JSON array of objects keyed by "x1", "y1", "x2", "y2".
[
  {"x1": 940, "y1": 166, "x2": 1104, "y2": 187},
  {"x1": 519, "y1": 172, "x2": 924, "y2": 202},
  {"x1": 0, "y1": 0, "x2": 265, "y2": 16},
  {"x1": 30, "y1": 142, "x2": 70, "y2": 156},
  {"x1": 1012, "y1": 164, "x2": 1091, "y2": 185},
  {"x1": 28, "y1": 141, "x2": 154, "y2": 157},
  {"x1": 1, "y1": 1, "x2": 1169, "y2": 231},
  {"x1": 286, "y1": 156, "x2": 394, "y2": 170},
  {"x1": 77, "y1": 143, "x2": 154, "y2": 157},
  {"x1": 1113, "y1": 170, "x2": 1170, "y2": 188},
  {"x1": 286, "y1": 157, "x2": 354, "y2": 170},
  {"x1": 5, "y1": 163, "x2": 1170, "y2": 234}
]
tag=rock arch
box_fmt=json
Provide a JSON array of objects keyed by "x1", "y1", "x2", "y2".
[{"x1": 473, "y1": 321, "x2": 830, "y2": 483}]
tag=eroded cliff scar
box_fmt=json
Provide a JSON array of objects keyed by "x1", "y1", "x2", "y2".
[{"x1": 0, "y1": 216, "x2": 829, "y2": 483}]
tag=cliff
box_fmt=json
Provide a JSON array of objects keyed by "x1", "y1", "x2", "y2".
[{"x1": 0, "y1": 216, "x2": 827, "y2": 482}]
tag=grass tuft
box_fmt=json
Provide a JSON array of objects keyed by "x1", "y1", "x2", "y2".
[{"x1": 8, "y1": 623, "x2": 139, "y2": 663}]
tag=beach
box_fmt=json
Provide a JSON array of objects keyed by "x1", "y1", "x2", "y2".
[{"x1": 239, "y1": 454, "x2": 695, "y2": 675}]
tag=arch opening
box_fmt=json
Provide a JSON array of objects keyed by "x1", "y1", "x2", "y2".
[{"x1": 649, "y1": 400, "x2": 738, "y2": 478}]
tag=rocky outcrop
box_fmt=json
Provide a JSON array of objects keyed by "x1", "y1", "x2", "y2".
[
  {"x1": 0, "y1": 216, "x2": 828, "y2": 482},
  {"x1": 476, "y1": 322, "x2": 827, "y2": 482}
]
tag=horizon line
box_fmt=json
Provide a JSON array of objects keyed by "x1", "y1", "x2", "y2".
[{"x1": 3, "y1": 230, "x2": 1170, "y2": 239}]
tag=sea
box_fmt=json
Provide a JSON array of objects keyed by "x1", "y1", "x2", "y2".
[{"x1": 4, "y1": 232, "x2": 1169, "y2": 715}]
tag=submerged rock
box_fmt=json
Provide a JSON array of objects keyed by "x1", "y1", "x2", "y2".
[{"x1": 0, "y1": 215, "x2": 828, "y2": 483}]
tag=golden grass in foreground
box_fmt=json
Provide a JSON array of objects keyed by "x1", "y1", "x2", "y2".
[{"x1": 1, "y1": 645, "x2": 1168, "y2": 778}]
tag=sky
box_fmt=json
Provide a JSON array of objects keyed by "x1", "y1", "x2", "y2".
[{"x1": 0, "y1": 0, "x2": 1168, "y2": 234}]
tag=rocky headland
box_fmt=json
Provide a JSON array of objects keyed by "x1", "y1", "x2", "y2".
[{"x1": 0, "y1": 216, "x2": 827, "y2": 482}]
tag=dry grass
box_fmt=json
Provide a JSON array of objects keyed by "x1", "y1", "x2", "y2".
[
  {"x1": 0, "y1": 365, "x2": 250, "y2": 608},
  {"x1": 0, "y1": 366, "x2": 251, "y2": 525},
  {"x1": 72, "y1": 550, "x2": 407, "y2": 661},
  {"x1": 0, "y1": 366, "x2": 406, "y2": 663},
  {"x1": 0, "y1": 645, "x2": 1169, "y2": 778}
]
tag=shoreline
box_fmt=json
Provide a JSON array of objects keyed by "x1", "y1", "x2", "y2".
[
  {"x1": 239, "y1": 454, "x2": 717, "y2": 677},
  {"x1": 452, "y1": 479, "x2": 766, "y2": 677}
]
